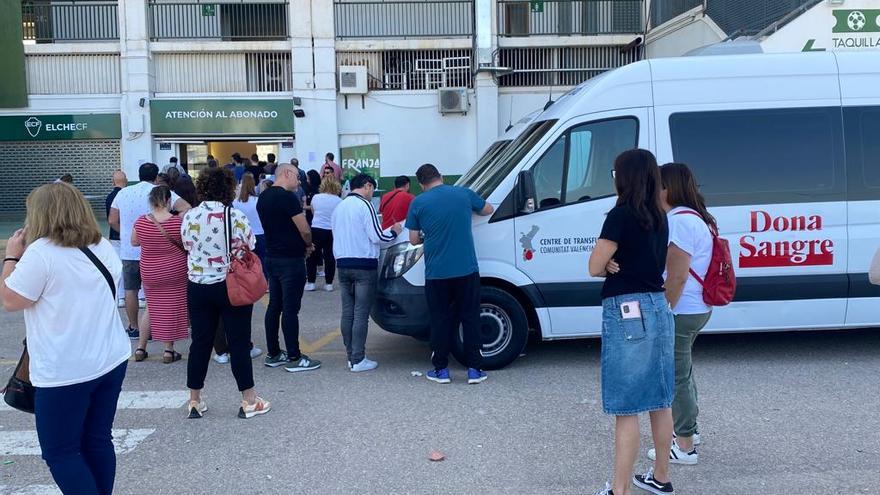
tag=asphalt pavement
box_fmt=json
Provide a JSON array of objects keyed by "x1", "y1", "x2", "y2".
[{"x1": 1, "y1": 284, "x2": 878, "y2": 495}]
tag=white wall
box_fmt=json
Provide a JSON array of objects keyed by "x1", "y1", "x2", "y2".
[
  {"x1": 336, "y1": 91, "x2": 478, "y2": 178},
  {"x1": 498, "y1": 90, "x2": 553, "y2": 136},
  {"x1": 761, "y1": 0, "x2": 880, "y2": 53},
  {"x1": 646, "y1": 16, "x2": 725, "y2": 58}
]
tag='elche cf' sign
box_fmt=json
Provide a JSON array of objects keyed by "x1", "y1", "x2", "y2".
[
  {"x1": 0, "y1": 114, "x2": 121, "y2": 141},
  {"x1": 150, "y1": 99, "x2": 295, "y2": 135}
]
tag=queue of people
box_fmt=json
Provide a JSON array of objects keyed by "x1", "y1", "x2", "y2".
[{"x1": 1, "y1": 144, "x2": 728, "y2": 495}]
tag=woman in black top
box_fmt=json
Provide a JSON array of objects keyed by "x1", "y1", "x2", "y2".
[{"x1": 588, "y1": 149, "x2": 675, "y2": 495}]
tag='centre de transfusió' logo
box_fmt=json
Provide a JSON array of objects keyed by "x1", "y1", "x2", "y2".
[
  {"x1": 519, "y1": 225, "x2": 539, "y2": 261},
  {"x1": 24, "y1": 117, "x2": 42, "y2": 138}
]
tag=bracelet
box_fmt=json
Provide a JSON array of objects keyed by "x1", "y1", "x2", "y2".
[{"x1": 3, "y1": 257, "x2": 20, "y2": 263}]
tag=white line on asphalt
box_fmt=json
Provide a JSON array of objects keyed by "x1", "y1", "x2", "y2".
[
  {"x1": 0, "y1": 391, "x2": 185, "y2": 412},
  {"x1": 0, "y1": 484, "x2": 61, "y2": 495},
  {"x1": 0, "y1": 428, "x2": 155, "y2": 456}
]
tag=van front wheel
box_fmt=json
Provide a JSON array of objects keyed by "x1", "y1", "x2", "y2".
[{"x1": 451, "y1": 286, "x2": 529, "y2": 371}]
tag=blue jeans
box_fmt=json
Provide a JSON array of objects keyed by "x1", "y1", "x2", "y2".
[
  {"x1": 265, "y1": 256, "x2": 306, "y2": 359},
  {"x1": 600, "y1": 292, "x2": 674, "y2": 415},
  {"x1": 338, "y1": 268, "x2": 377, "y2": 365},
  {"x1": 34, "y1": 361, "x2": 127, "y2": 495}
]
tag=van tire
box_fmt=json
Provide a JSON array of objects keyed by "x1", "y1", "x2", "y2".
[{"x1": 450, "y1": 286, "x2": 529, "y2": 371}]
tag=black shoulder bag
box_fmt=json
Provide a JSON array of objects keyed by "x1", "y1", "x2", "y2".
[{"x1": 2, "y1": 247, "x2": 116, "y2": 414}]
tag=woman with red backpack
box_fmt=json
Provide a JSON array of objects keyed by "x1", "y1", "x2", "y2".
[{"x1": 649, "y1": 162, "x2": 726, "y2": 467}]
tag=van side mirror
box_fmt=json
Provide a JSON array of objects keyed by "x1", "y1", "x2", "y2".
[{"x1": 516, "y1": 170, "x2": 536, "y2": 214}]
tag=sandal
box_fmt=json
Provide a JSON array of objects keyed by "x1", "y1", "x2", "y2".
[
  {"x1": 163, "y1": 350, "x2": 182, "y2": 364},
  {"x1": 134, "y1": 348, "x2": 148, "y2": 362}
]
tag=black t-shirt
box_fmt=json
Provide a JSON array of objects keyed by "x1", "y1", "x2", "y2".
[
  {"x1": 598, "y1": 204, "x2": 669, "y2": 299},
  {"x1": 256, "y1": 186, "x2": 306, "y2": 258},
  {"x1": 106, "y1": 187, "x2": 122, "y2": 240}
]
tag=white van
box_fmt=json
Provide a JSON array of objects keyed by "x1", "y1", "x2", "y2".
[{"x1": 372, "y1": 50, "x2": 880, "y2": 370}]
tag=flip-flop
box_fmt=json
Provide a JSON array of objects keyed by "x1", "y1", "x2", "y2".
[{"x1": 134, "y1": 348, "x2": 148, "y2": 362}]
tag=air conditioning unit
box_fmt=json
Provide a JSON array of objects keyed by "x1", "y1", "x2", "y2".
[
  {"x1": 339, "y1": 65, "x2": 368, "y2": 94},
  {"x1": 261, "y1": 57, "x2": 290, "y2": 92},
  {"x1": 438, "y1": 88, "x2": 468, "y2": 114}
]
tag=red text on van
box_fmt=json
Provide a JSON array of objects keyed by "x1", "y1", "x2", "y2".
[{"x1": 738, "y1": 211, "x2": 834, "y2": 268}]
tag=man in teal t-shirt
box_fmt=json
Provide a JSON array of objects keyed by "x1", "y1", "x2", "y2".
[{"x1": 405, "y1": 164, "x2": 494, "y2": 384}]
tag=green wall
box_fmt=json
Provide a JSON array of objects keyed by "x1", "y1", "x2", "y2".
[{"x1": 0, "y1": 0, "x2": 27, "y2": 108}]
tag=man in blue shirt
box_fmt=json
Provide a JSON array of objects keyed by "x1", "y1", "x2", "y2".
[{"x1": 405, "y1": 164, "x2": 494, "y2": 384}]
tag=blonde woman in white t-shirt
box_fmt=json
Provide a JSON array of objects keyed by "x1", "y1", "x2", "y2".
[
  {"x1": 1, "y1": 183, "x2": 131, "y2": 494},
  {"x1": 648, "y1": 163, "x2": 716, "y2": 467}
]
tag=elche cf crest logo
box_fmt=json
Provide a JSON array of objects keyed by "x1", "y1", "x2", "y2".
[
  {"x1": 24, "y1": 117, "x2": 42, "y2": 138},
  {"x1": 848, "y1": 11, "x2": 867, "y2": 31}
]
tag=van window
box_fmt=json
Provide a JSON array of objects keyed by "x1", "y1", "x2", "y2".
[
  {"x1": 844, "y1": 106, "x2": 880, "y2": 201},
  {"x1": 457, "y1": 140, "x2": 510, "y2": 190},
  {"x1": 472, "y1": 120, "x2": 557, "y2": 199},
  {"x1": 670, "y1": 107, "x2": 845, "y2": 206},
  {"x1": 528, "y1": 117, "x2": 638, "y2": 210}
]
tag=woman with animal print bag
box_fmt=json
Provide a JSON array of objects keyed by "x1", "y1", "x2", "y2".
[{"x1": 180, "y1": 167, "x2": 271, "y2": 420}]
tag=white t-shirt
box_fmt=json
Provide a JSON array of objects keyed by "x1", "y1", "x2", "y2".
[
  {"x1": 233, "y1": 196, "x2": 264, "y2": 235},
  {"x1": 5, "y1": 238, "x2": 131, "y2": 387},
  {"x1": 667, "y1": 207, "x2": 713, "y2": 315},
  {"x1": 110, "y1": 181, "x2": 180, "y2": 260},
  {"x1": 311, "y1": 193, "x2": 342, "y2": 230}
]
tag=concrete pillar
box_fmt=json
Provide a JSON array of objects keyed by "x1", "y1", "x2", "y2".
[
  {"x1": 290, "y1": 0, "x2": 339, "y2": 173},
  {"x1": 474, "y1": 0, "x2": 500, "y2": 154},
  {"x1": 118, "y1": 0, "x2": 153, "y2": 179}
]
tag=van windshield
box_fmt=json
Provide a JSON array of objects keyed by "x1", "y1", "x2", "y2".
[
  {"x1": 457, "y1": 140, "x2": 511, "y2": 189},
  {"x1": 468, "y1": 120, "x2": 558, "y2": 199}
]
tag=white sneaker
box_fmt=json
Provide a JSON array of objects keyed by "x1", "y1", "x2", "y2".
[
  {"x1": 304, "y1": 283, "x2": 316, "y2": 291},
  {"x1": 250, "y1": 346, "x2": 263, "y2": 359},
  {"x1": 648, "y1": 440, "x2": 698, "y2": 465},
  {"x1": 674, "y1": 431, "x2": 701, "y2": 446},
  {"x1": 213, "y1": 353, "x2": 229, "y2": 364},
  {"x1": 350, "y1": 358, "x2": 378, "y2": 373},
  {"x1": 325, "y1": 284, "x2": 334, "y2": 292}
]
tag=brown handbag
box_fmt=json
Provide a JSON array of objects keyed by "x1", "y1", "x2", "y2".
[{"x1": 224, "y1": 206, "x2": 267, "y2": 306}]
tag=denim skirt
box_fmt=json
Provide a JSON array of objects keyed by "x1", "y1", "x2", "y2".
[{"x1": 600, "y1": 291, "x2": 675, "y2": 415}]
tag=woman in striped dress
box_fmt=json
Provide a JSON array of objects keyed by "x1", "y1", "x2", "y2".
[{"x1": 132, "y1": 185, "x2": 189, "y2": 363}]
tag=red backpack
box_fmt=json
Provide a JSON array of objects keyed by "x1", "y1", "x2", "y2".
[{"x1": 674, "y1": 210, "x2": 736, "y2": 306}]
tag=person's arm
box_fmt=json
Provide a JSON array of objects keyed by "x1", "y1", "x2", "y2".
[
  {"x1": 405, "y1": 202, "x2": 421, "y2": 245},
  {"x1": 108, "y1": 207, "x2": 120, "y2": 233},
  {"x1": 665, "y1": 244, "x2": 691, "y2": 308},
  {"x1": 173, "y1": 197, "x2": 191, "y2": 213},
  {"x1": 293, "y1": 213, "x2": 313, "y2": 246},
  {"x1": 131, "y1": 224, "x2": 141, "y2": 247},
  {"x1": 588, "y1": 239, "x2": 618, "y2": 278},
  {"x1": 1, "y1": 229, "x2": 39, "y2": 311},
  {"x1": 468, "y1": 189, "x2": 494, "y2": 217},
  {"x1": 409, "y1": 229, "x2": 423, "y2": 246},
  {"x1": 363, "y1": 200, "x2": 398, "y2": 245},
  {"x1": 479, "y1": 203, "x2": 494, "y2": 216}
]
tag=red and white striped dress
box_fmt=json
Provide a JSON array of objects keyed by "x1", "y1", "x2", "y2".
[{"x1": 133, "y1": 214, "x2": 189, "y2": 343}]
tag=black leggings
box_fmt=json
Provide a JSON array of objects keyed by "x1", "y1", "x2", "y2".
[
  {"x1": 187, "y1": 280, "x2": 255, "y2": 392},
  {"x1": 307, "y1": 228, "x2": 336, "y2": 284}
]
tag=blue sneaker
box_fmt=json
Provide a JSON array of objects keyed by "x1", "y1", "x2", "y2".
[
  {"x1": 426, "y1": 368, "x2": 451, "y2": 384},
  {"x1": 467, "y1": 368, "x2": 487, "y2": 384}
]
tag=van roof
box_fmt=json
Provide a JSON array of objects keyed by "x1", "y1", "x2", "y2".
[{"x1": 532, "y1": 51, "x2": 880, "y2": 125}]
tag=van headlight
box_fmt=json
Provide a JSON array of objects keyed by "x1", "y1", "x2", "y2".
[{"x1": 383, "y1": 243, "x2": 423, "y2": 279}]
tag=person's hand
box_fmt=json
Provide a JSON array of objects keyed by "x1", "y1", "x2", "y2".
[
  {"x1": 5, "y1": 228, "x2": 26, "y2": 259},
  {"x1": 305, "y1": 244, "x2": 315, "y2": 256},
  {"x1": 605, "y1": 258, "x2": 620, "y2": 275},
  {"x1": 392, "y1": 222, "x2": 403, "y2": 235}
]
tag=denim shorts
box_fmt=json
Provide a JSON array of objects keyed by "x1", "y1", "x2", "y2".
[{"x1": 600, "y1": 291, "x2": 675, "y2": 415}]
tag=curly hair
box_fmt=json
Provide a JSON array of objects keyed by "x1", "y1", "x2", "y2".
[
  {"x1": 196, "y1": 167, "x2": 235, "y2": 205},
  {"x1": 319, "y1": 176, "x2": 342, "y2": 196}
]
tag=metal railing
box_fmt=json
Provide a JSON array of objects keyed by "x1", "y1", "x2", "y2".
[
  {"x1": 498, "y1": 45, "x2": 642, "y2": 86},
  {"x1": 498, "y1": 0, "x2": 644, "y2": 36},
  {"x1": 337, "y1": 49, "x2": 473, "y2": 90},
  {"x1": 334, "y1": 1, "x2": 473, "y2": 39},
  {"x1": 154, "y1": 52, "x2": 292, "y2": 93},
  {"x1": 22, "y1": 1, "x2": 119, "y2": 43},
  {"x1": 148, "y1": 1, "x2": 289, "y2": 41},
  {"x1": 649, "y1": 0, "x2": 703, "y2": 28},
  {"x1": 705, "y1": 0, "x2": 813, "y2": 36},
  {"x1": 26, "y1": 54, "x2": 121, "y2": 93}
]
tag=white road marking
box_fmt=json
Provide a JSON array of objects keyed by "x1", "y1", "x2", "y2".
[
  {"x1": 0, "y1": 485, "x2": 61, "y2": 495},
  {"x1": 0, "y1": 390, "x2": 186, "y2": 412},
  {"x1": 0, "y1": 428, "x2": 155, "y2": 456}
]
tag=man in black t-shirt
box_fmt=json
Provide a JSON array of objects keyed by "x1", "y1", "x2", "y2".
[
  {"x1": 256, "y1": 163, "x2": 321, "y2": 373},
  {"x1": 105, "y1": 170, "x2": 127, "y2": 304}
]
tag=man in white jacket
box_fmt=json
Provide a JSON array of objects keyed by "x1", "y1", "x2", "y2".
[{"x1": 331, "y1": 174, "x2": 403, "y2": 372}]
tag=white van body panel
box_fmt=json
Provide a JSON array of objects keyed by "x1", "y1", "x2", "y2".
[{"x1": 838, "y1": 51, "x2": 880, "y2": 327}]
